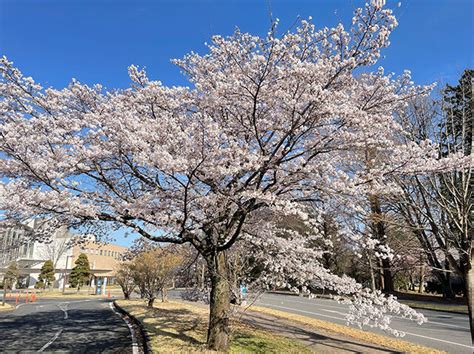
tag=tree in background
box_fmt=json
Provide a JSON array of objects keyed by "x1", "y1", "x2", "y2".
[
  {"x1": 116, "y1": 262, "x2": 136, "y2": 300},
  {"x1": 2, "y1": 261, "x2": 19, "y2": 306},
  {"x1": 69, "y1": 253, "x2": 91, "y2": 291},
  {"x1": 3, "y1": 261, "x2": 19, "y2": 290},
  {"x1": 36, "y1": 260, "x2": 55, "y2": 289},
  {"x1": 39, "y1": 233, "x2": 71, "y2": 269},
  {"x1": 391, "y1": 69, "x2": 472, "y2": 340},
  {"x1": 130, "y1": 247, "x2": 184, "y2": 307}
]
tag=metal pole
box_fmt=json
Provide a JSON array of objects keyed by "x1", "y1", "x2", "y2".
[{"x1": 62, "y1": 255, "x2": 71, "y2": 294}]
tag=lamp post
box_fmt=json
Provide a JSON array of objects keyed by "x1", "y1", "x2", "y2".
[{"x1": 61, "y1": 255, "x2": 73, "y2": 294}]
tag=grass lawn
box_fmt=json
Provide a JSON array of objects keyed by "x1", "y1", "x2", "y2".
[
  {"x1": 399, "y1": 300, "x2": 468, "y2": 314},
  {"x1": 0, "y1": 302, "x2": 13, "y2": 311},
  {"x1": 248, "y1": 306, "x2": 442, "y2": 354},
  {"x1": 393, "y1": 291, "x2": 468, "y2": 314},
  {"x1": 116, "y1": 300, "x2": 311, "y2": 353},
  {"x1": 32, "y1": 288, "x2": 123, "y2": 298}
]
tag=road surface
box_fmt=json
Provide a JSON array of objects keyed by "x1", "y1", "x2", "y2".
[
  {"x1": 0, "y1": 298, "x2": 133, "y2": 353},
  {"x1": 254, "y1": 293, "x2": 472, "y2": 353}
]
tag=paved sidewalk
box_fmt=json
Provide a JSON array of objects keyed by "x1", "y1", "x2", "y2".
[{"x1": 237, "y1": 309, "x2": 395, "y2": 353}]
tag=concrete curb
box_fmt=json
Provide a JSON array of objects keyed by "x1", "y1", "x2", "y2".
[{"x1": 113, "y1": 300, "x2": 151, "y2": 354}]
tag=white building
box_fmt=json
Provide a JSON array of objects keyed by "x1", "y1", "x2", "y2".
[{"x1": 0, "y1": 220, "x2": 74, "y2": 289}]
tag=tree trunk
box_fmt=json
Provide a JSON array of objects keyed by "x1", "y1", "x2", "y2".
[
  {"x1": 147, "y1": 297, "x2": 155, "y2": 307},
  {"x1": 206, "y1": 251, "x2": 231, "y2": 352},
  {"x1": 369, "y1": 195, "x2": 394, "y2": 293},
  {"x1": 200, "y1": 262, "x2": 206, "y2": 290},
  {"x1": 381, "y1": 257, "x2": 394, "y2": 293},
  {"x1": 161, "y1": 288, "x2": 168, "y2": 302},
  {"x1": 465, "y1": 267, "x2": 474, "y2": 345},
  {"x1": 418, "y1": 255, "x2": 425, "y2": 293},
  {"x1": 367, "y1": 252, "x2": 376, "y2": 291},
  {"x1": 442, "y1": 260, "x2": 455, "y2": 299},
  {"x1": 124, "y1": 291, "x2": 130, "y2": 300}
]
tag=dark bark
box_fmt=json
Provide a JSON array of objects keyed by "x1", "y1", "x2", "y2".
[
  {"x1": 367, "y1": 252, "x2": 376, "y2": 291},
  {"x1": 123, "y1": 292, "x2": 130, "y2": 300},
  {"x1": 465, "y1": 267, "x2": 474, "y2": 345},
  {"x1": 442, "y1": 260, "x2": 456, "y2": 299},
  {"x1": 147, "y1": 297, "x2": 155, "y2": 307},
  {"x1": 206, "y1": 251, "x2": 231, "y2": 351},
  {"x1": 370, "y1": 195, "x2": 394, "y2": 294},
  {"x1": 380, "y1": 257, "x2": 394, "y2": 293}
]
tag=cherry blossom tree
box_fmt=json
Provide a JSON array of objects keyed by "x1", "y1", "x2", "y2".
[{"x1": 0, "y1": 2, "x2": 468, "y2": 350}]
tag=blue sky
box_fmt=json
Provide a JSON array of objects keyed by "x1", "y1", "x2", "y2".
[{"x1": 1, "y1": 0, "x2": 472, "y2": 246}]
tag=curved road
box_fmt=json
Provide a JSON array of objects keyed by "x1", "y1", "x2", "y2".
[{"x1": 0, "y1": 298, "x2": 133, "y2": 353}]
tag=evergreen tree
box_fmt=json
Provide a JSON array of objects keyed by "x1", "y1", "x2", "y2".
[
  {"x1": 69, "y1": 253, "x2": 91, "y2": 290},
  {"x1": 441, "y1": 69, "x2": 473, "y2": 157},
  {"x1": 4, "y1": 262, "x2": 19, "y2": 289},
  {"x1": 37, "y1": 260, "x2": 55, "y2": 289}
]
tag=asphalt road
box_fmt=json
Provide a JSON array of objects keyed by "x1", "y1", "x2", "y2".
[
  {"x1": 254, "y1": 293, "x2": 473, "y2": 354},
  {"x1": 0, "y1": 298, "x2": 133, "y2": 353}
]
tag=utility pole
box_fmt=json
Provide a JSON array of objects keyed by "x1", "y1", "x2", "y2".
[{"x1": 62, "y1": 255, "x2": 73, "y2": 294}]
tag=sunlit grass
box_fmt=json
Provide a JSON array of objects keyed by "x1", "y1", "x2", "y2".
[
  {"x1": 399, "y1": 300, "x2": 468, "y2": 314},
  {"x1": 249, "y1": 305, "x2": 443, "y2": 354},
  {"x1": 117, "y1": 300, "x2": 311, "y2": 353},
  {"x1": 0, "y1": 302, "x2": 13, "y2": 311}
]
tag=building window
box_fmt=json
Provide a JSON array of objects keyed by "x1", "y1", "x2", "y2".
[{"x1": 100, "y1": 250, "x2": 103, "y2": 256}]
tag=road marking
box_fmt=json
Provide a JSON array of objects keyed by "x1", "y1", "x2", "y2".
[
  {"x1": 264, "y1": 296, "x2": 470, "y2": 330},
  {"x1": 58, "y1": 303, "x2": 69, "y2": 319},
  {"x1": 403, "y1": 331, "x2": 474, "y2": 349},
  {"x1": 15, "y1": 298, "x2": 94, "y2": 309},
  {"x1": 259, "y1": 302, "x2": 347, "y2": 322},
  {"x1": 258, "y1": 302, "x2": 472, "y2": 349},
  {"x1": 109, "y1": 302, "x2": 139, "y2": 354},
  {"x1": 37, "y1": 329, "x2": 63, "y2": 352}
]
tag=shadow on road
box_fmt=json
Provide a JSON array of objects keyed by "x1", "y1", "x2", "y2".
[{"x1": 0, "y1": 301, "x2": 131, "y2": 353}]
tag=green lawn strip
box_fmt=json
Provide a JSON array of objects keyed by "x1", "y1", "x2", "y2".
[
  {"x1": 399, "y1": 300, "x2": 468, "y2": 314},
  {"x1": 249, "y1": 305, "x2": 444, "y2": 354},
  {"x1": 116, "y1": 299, "x2": 311, "y2": 353}
]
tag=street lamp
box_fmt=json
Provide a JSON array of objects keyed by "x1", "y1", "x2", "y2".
[{"x1": 61, "y1": 255, "x2": 74, "y2": 294}]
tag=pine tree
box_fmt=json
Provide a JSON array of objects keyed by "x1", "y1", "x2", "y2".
[
  {"x1": 69, "y1": 253, "x2": 91, "y2": 290},
  {"x1": 441, "y1": 69, "x2": 473, "y2": 157},
  {"x1": 37, "y1": 260, "x2": 55, "y2": 289},
  {"x1": 4, "y1": 262, "x2": 19, "y2": 289}
]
